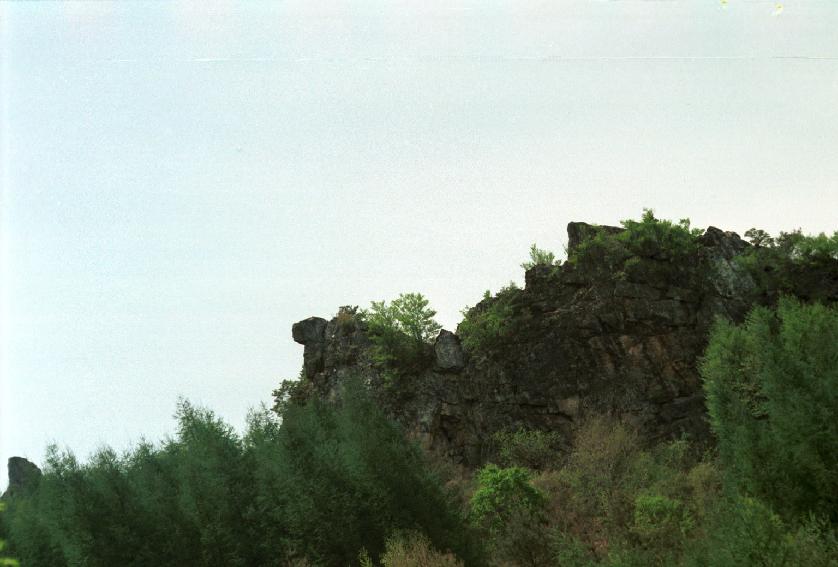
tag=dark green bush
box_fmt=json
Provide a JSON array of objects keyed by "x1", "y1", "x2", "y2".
[
  {"x1": 262, "y1": 378, "x2": 480, "y2": 565},
  {"x1": 0, "y1": 503, "x2": 20, "y2": 567},
  {"x1": 469, "y1": 465, "x2": 549, "y2": 566},
  {"x1": 701, "y1": 297, "x2": 838, "y2": 520},
  {"x1": 4, "y1": 384, "x2": 478, "y2": 567},
  {"x1": 568, "y1": 209, "x2": 703, "y2": 275},
  {"x1": 492, "y1": 428, "x2": 565, "y2": 471},
  {"x1": 738, "y1": 227, "x2": 838, "y2": 301},
  {"x1": 458, "y1": 283, "x2": 520, "y2": 353}
]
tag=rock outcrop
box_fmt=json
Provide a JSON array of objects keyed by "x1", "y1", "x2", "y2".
[
  {"x1": 4, "y1": 457, "x2": 41, "y2": 498},
  {"x1": 284, "y1": 222, "x2": 834, "y2": 467}
]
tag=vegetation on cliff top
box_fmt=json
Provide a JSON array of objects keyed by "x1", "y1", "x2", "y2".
[
  {"x1": 568, "y1": 209, "x2": 703, "y2": 273},
  {"x1": 361, "y1": 292, "x2": 442, "y2": 371}
]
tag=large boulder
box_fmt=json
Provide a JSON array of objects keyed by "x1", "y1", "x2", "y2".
[
  {"x1": 292, "y1": 316, "x2": 327, "y2": 345},
  {"x1": 292, "y1": 316, "x2": 328, "y2": 378},
  {"x1": 434, "y1": 330, "x2": 465, "y2": 372},
  {"x1": 4, "y1": 456, "x2": 41, "y2": 497}
]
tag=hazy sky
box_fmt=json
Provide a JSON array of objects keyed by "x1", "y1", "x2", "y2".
[{"x1": 1, "y1": 0, "x2": 837, "y2": 488}]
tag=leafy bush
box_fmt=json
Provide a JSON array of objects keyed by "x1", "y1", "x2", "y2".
[
  {"x1": 256, "y1": 378, "x2": 480, "y2": 565},
  {"x1": 362, "y1": 293, "x2": 441, "y2": 369},
  {"x1": 377, "y1": 532, "x2": 464, "y2": 567},
  {"x1": 738, "y1": 227, "x2": 838, "y2": 301},
  {"x1": 492, "y1": 428, "x2": 565, "y2": 471},
  {"x1": 631, "y1": 494, "x2": 690, "y2": 562},
  {"x1": 0, "y1": 503, "x2": 20, "y2": 567},
  {"x1": 526, "y1": 417, "x2": 722, "y2": 566},
  {"x1": 469, "y1": 465, "x2": 548, "y2": 566},
  {"x1": 701, "y1": 297, "x2": 838, "y2": 520},
  {"x1": 685, "y1": 497, "x2": 791, "y2": 567},
  {"x1": 458, "y1": 283, "x2": 520, "y2": 354},
  {"x1": 521, "y1": 243, "x2": 559, "y2": 271},
  {"x1": 569, "y1": 209, "x2": 703, "y2": 276}
]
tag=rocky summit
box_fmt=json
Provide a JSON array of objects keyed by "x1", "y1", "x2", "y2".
[{"x1": 284, "y1": 221, "x2": 834, "y2": 467}]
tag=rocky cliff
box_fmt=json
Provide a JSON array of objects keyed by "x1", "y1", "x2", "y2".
[
  {"x1": 283, "y1": 222, "x2": 835, "y2": 467},
  {"x1": 3, "y1": 457, "x2": 41, "y2": 499}
]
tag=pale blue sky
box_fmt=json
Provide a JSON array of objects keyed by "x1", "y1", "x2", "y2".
[{"x1": 2, "y1": 0, "x2": 837, "y2": 488}]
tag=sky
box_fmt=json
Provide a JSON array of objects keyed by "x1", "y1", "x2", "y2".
[{"x1": 1, "y1": 0, "x2": 837, "y2": 489}]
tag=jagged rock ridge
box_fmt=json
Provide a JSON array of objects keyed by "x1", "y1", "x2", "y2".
[{"x1": 288, "y1": 222, "x2": 832, "y2": 466}]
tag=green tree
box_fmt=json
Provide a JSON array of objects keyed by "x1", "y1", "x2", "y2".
[
  {"x1": 0, "y1": 503, "x2": 20, "y2": 567},
  {"x1": 363, "y1": 293, "x2": 442, "y2": 368},
  {"x1": 470, "y1": 465, "x2": 548, "y2": 566},
  {"x1": 701, "y1": 298, "x2": 838, "y2": 520},
  {"x1": 257, "y1": 378, "x2": 480, "y2": 565}
]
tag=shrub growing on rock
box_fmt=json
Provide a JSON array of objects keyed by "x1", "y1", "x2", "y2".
[
  {"x1": 362, "y1": 293, "x2": 442, "y2": 369},
  {"x1": 737, "y1": 227, "x2": 838, "y2": 301},
  {"x1": 568, "y1": 209, "x2": 703, "y2": 275},
  {"x1": 458, "y1": 283, "x2": 520, "y2": 354},
  {"x1": 520, "y1": 243, "x2": 559, "y2": 271}
]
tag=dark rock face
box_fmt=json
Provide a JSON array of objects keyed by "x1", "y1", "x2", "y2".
[
  {"x1": 292, "y1": 316, "x2": 328, "y2": 377},
  {"x1": 4, "y1": 457, "x2": 41, "y2": 497},
  {"x1": 434, "y1": 330, "x2": 465, "y2": 372},
  {"x1": 285, "y1": 223, "x2": 829, "y2": 467}
]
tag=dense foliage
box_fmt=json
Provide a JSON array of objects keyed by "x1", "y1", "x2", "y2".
[
  {"x1": 0, "y1": 503, "x2": 20, "y2": 567},
  {"x1": 2, "y1": 381, "x2": 477, "y2": 567},
  {"x1": 361, "y1": 293, "x2": 441, "y2": 369},
  {"x1": 569, "y1": 209, "x2": 703, "y2": 277},
  {"x1": 458, "y1": 283, "x2": 521, "y2": 354},
  {"x1": 738, "y1": 227, "x2": 838, "y2": 301},
  {"x1": 4, "y1": 217, "x2": 838, "y2": 566},
  {"x1": 701, "y1": 297, "x2": 838, "y2": 520}
]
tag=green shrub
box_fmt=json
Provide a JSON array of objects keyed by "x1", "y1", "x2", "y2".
[
  {"x1": 469, "y1": 465, "x2": 549, "y2": 565},
  {"x1": 701, "y1": 298, "x2": 838, "y2": 520},
  {"x1": 686, "y1": 496, "x2": 791, "y2": 567},
  {"x1": 569, "y1": 209, "x2": 703, "y2": 275},
  {"x1": 631, "y1": 494, "x2": 690, "y2": 562},
  {"x1": 4, "y1": 385, "x2": 479, "y2": 567},
  {"x1": 0, "y1": 503, "x2": 20, "y2": 567},
  {"x1": 260, "y1": 378, "x2": 480, "y2": 566},
  {"x1": 458, "y1": 283, "x2": 520, "y2": 353},
  {"x1": 529, "y1": 418, "x2": 721, "y2": 566},
  {"x1": 738, "y1": 227, "x2": 838, "y2": 300},
  {"x1": 492, "y1": 428, "x2": 565, "y2": 471},
  {"x1": 378, "y1": 532, "x2": 464, "y2": 567},
  {"x1": 362, "y1": 293, "x2": 441, "y2": 369},
  {"x1": 521, "y1": 243, "x2": 559, "y2": 271}
]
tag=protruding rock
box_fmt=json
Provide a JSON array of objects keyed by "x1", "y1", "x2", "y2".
[
  {"x1": 292, "y1": 317, "x2": 329, "y2": 379},
  {"x1": 5, "y1": 456, "x2": 41, "y2": 497},
  {"x1": 567, "y1": 221, "x2": 623, "y2": 253},
  {"x1": 434, "y1": 330, "x2": 465, "y2": 372},
  {"x1": 699, "y1": 226, "x2": 749, "y2": 259},
  {"x1": 292, "y1": 317, "x2": 328, "y2": 345}
]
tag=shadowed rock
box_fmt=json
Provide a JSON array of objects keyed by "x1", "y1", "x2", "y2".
[
  {"x1": 4, "y1": 457, "x2": 41, "y2": 498},
  {"x1": 283, "y1": 221, "x2": 833, "y2": 467},
  {"x1": 434, "y1": 330, "x2": 465, "y2": 372}
]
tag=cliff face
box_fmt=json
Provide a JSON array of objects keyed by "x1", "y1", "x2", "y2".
[
  {"x1": 3, "y1": 457, "x2": 41, "y2": 499},
  {"x1": 285, "y1": 222, "x2": 828, "y2": 466}
]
